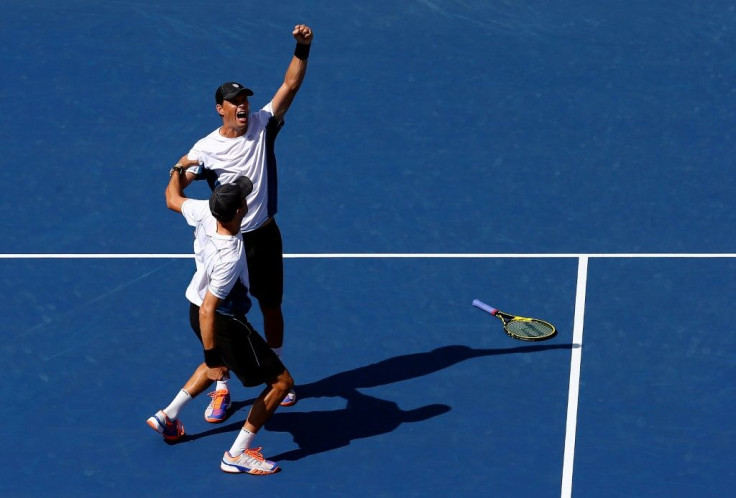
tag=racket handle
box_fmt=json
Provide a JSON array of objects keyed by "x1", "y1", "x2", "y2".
[{"x1": 472, "y1": 299, "x2": 498, "y2": 316}]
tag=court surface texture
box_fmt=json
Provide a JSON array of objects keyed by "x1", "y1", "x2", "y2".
[{"x1": 1, "y1": 1, "x2": 734, "y2": 497}]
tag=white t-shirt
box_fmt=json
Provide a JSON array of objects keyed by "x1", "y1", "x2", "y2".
[
  {"x1": 187, "y1": 102, "x2": 280, "y2": 232},
  {"x1": 181, "y1": 199, "x2": 251, "y2": 314}
]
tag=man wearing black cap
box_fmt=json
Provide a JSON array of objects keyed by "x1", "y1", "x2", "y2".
[
  {"x1": 146, "y1": 168, "x2": 294, "y2": 475},
  {"x1": 173, "y1": 24, "x2": 312, "y2": 416}
]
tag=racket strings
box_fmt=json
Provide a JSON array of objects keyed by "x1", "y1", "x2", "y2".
[{"x1": 506, "y1": 318, "x2": 555, "y2": 338}]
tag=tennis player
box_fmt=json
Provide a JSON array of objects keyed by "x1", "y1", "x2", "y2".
[
  {"x1": 146, "y1": 168, "x2": 294, "y2": 475},
  {"x1": 173, "y1": 24, "x2": 313, "y2": 417}
]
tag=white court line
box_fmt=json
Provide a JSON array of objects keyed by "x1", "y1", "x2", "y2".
[
  {"x1": 287, "y1": 253, "x2": 736, "y2": 259},
  {"x1": 0, "y1": 253, "x2": 734, "y2": 259},
  {"x1": 0, "y1": 254, "x2": 194, "y2": 259},
  {"x1": 561, "y1": 256, "x2": 589, "y2": 498}
]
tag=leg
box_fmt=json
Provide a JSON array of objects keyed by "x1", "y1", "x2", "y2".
[
  {"x1": 260, "y1": 303, "x2": 284, "y2": 349},
  {"x1": 243, "y1": 368, "x2": 294, "y2": 433},
  {"x1": 243, "y1": 222, "x2": 295, "y2": 406},
  {"x1": 147, "y1": 362, "x2": 214, "y2": 441},
  {"x1": 219, "y1": 369, "x2": 293, "y2": 475},
  {"x1": 243, "y1": 221, "x2": 284, "y2": 350},
  {"x1": 190, "y1": 302, "x2": 234, "y2": 423},
  {"x1": 182, "y1": 362, "x2": 215, "y2": 397},
  {"x1": 259, "y1": 302, "x2": 297, "y2": 406}
]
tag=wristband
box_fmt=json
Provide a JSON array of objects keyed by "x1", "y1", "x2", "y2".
[
  {"x1": 204, "y1": 348, "x2": 223, "y2": 368},
  {"x1": 169, "y1": 163, "x2": 185, "y2": 177},
  {"x1": 294, "y1": 42, "x2": 311, "y2": 60}
]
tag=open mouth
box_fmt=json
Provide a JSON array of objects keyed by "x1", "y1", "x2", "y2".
[{"x1": 236, "y1": 111, "x2": 247, "y2": 120}]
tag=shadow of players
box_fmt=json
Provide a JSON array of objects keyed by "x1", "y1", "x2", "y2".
[{"x1": 185, "y1": 343, "x2": 571, "y2": 460}]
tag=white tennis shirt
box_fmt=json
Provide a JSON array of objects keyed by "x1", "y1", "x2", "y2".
[
  {"x1": 187, "y1": 102, "x2": 280, "y2": 233},
  {"x1": 181, "y1": 199, "x2": 250, "y2": 313}
]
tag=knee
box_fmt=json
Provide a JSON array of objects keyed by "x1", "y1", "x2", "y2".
[{"x1": 275, "y1": 370, "x2": 294, "y2": 394}]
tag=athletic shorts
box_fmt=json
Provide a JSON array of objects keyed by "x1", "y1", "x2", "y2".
[
  {"x1": 189, "y1": 303, "x2": 285, "y2": 387},
  {"x1": 242, "y1": 219, "x2": 283, "y2": 308}
]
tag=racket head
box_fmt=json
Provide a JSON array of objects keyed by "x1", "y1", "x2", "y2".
[{"x1": 495, "y1": 311, "x2": 557, "y2": 341}]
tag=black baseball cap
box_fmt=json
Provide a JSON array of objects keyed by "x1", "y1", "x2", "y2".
[
  {"x1": 215, "y1": 82, "x2": 254, "y2": 104},
  {"x1": 209, "y1": 176, "x2": 254, "y2": 222}
]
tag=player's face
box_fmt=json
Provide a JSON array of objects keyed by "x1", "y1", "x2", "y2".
[{"x1": 218, "y1": 95, "x2": 250, "y2": 132}]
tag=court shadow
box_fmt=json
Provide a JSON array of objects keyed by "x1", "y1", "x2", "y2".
[
  {"x1": 184, "y1": 343, "x2": 571, "y2": 456},
  {"x1": 265, "y1": 343, "x2": 570, "y2": 460},
  {"x1": 294, "y1": 343, "x2": 572, "y2": 400},
  {"x1": 266, "y1": 390, "x2": 450, "y2": 461}
]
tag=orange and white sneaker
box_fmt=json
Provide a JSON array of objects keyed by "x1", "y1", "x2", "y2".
[
  {"x1": 220, "y1": 447, "x2": 281, "y2": 475},
  {"x1": 204, "y1": 389, "x2": 232, "y2": 423},
  {"x1": 146, "y1": 410, "x2": 185, "y2": 442}
]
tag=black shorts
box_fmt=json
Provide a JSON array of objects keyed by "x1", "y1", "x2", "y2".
[
  {"x1": 189, "y1": 303, "x2": 285, "y2": 387},
  {"x1": 242, "y1": 219, "x2": 283, "y2": 308}
]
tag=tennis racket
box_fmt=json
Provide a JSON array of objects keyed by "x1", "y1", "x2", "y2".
[{"x1": 472, "y1": 299, "x2": 557, "y2": 341}]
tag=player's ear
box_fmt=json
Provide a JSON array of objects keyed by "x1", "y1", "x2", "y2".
[{"x1": 216, "y1": 104, "x2": 225, "y2": 117}]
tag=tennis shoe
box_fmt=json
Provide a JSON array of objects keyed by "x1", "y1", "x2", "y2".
[
  {"x1": 220, "y1": 447, "x2": 281, "y2": 475},
  {"x1": 280, "y1": 388, "x2": 297, "y2": 407},
  {"x1": 146, "y1": 410, "x2": 185, "y2": 442},
  {"x1": 204, "y1": 389, "x2": 232, "y2": 423}
]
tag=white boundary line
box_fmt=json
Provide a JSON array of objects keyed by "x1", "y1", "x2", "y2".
[
  {"x1": 0, "y1": 253, "x2": 734, "y2": 259},
  {"x1": 0, "y1": 254, "x2": 195, "y2": 259},
  {"x1": 287, "y1": 253, "x2": 736, "y2": 259},
  {"x1": 561, "y1": 256, "x2": 589, "y2": 498}
]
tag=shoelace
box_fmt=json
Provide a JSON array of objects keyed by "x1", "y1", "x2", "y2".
[
  {"x1": 244, "y1": 447, "x2": 265, "y2": 461},
  {"x1": 207, "y1": 390, "x2": 228, "y2": 409}
]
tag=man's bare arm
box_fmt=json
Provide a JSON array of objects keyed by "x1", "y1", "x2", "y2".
[{"x1": 271, "y1": 24, "x2": 313, "y2": 121}]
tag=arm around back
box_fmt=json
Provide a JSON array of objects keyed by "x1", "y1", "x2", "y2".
[{"x1": 165, "y1": 168, "x2": 190, "y2": 213}]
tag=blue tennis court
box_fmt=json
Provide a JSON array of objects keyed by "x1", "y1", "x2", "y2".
[{"x1": 1, "y1": 1, "x2": 734, "y2": 497}]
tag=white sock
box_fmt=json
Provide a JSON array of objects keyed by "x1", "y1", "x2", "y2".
[
  {"x1": 229, "y1": 428, "x2": 256, "y2": 455},
  {"x1": 216, "y1": 378, "x2": 229, "y2": 392},
  {"x1": 163, "y1": 389, "x2": 192, "y2": 420}
]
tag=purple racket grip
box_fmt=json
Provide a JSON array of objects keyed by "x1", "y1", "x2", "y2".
[{"x1": 472, "y1": 299, "x2": 498, "y2": 316}]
